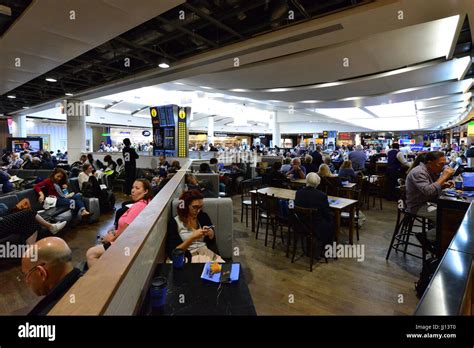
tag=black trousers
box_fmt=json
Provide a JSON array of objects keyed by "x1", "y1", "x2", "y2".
[
  {"x1": 387, "y1": 170, "x2": 402, "y2": 200},
  {"x1": 124, "y1": 167, "x2": 136, "y2": 195}
]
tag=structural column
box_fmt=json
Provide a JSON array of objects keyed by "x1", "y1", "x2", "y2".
[
  {"x1": 66, "y1": 100, "x2": 87, "y2": 164},
  {"x1": 207, "y1": 116, "x2": 214, "y2": 147},
  {"x1": 12, "y1": 115, "x2": 27, "y2": 137},
  {"x1": 271, "y1": 111, "x2": 281, "y2": 148}
]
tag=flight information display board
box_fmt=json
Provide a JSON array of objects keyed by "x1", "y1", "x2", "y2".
[{"x1": 150, "y1": 104, "x2": 190, "y2": 157}]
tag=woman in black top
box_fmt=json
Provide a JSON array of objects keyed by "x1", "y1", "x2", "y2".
[
  {"x1": 166, "y1": 189, "x2": 222, "y2": 262},
  {"x1": 294, "y1": 172, "x2": 334, "y2": 245}
]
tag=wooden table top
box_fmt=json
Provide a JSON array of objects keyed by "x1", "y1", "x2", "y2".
[
  {"x1": 291, "y1": 179, "x2": 307, "y2": 184},
  {"x1": 251, "y1": 187, "x2": 358, "y2": 210},
  {"x1": 291, "y1": 179, "x2": 356, "y2": 189}
]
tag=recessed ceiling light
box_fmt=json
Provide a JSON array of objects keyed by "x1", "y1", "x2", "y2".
[
  {"x1": 7, "y1": 95, "x2": 16, "y2": 99},
  {"x1": 45, "y1": 78, "x2": 57, "y2": 82},
  {"x1": 201, "y1": 86, "x2": 213, "y2": 90},
  {"x1": 158, "y1": 61, "x2": 170, "y2": 69},
  {"x1": 174, "y1": 82, "x2": 184, "y2": 85},
  {"x1": 230, "y1": 89, "x2": 248, "y2": 92},
  {"x1": 65, "y1": 93, "x2": 74, "y2": 96},
  {"x1": 22, "y1": 106, "x2": 29, "y2": 109}
]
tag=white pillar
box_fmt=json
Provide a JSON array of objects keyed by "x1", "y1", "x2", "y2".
[
  {"x1": 207, "y1": 116, "x2": 214, "y2": 146},
  {"x1": 12, "y1": 115, "x2": 27, "y2": 137},
  {"x1": 66, "y1": 100, "x2": 87, "y2": 164},
  {"x1": 272, "y1": 111, "x2": 281, "y2": 148}
]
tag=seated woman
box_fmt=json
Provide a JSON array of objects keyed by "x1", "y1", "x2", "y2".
[
  {"x1": 317, "y1": 163, "x2": 335, "y2": 178},
  {"x1": 294, "y1": 173, "x2": 335, "y2": 248},
  {"x1": 169, "y1": 160, "x2": 181, "y2": 172},
  {"x1": 323, "y1": 156, "x2": 336, "y2": 174},
  {"x1": 338, "y1": 160, "x2": 357, "y2": 182},
  {"x1": 34, "y1": 168, "x2": 91, "y2": 219},
  {"x1": 86, "y1": 179, "x2": 152, "y2": 268},
  {"x1": 166, "y1": 189, "x2": 224, "y2": 263},
  {"x1": 78, "y1": 163, "x2": 102, "y2": 198}
]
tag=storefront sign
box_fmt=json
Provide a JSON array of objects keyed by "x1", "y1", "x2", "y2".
[
  {"x1": 468, "y1": 122, "x2": 474, "y2": 136},
  {"x1": 142, "y1": 130, "x2": 151, "y2": 137},
  {"x1": 323, "y1": 131, "x2": 328, "y2": 139}
]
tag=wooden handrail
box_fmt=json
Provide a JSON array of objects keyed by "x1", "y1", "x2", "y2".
[{"x1": 48, "y1": 160, "x2": 191, "y2": 315}]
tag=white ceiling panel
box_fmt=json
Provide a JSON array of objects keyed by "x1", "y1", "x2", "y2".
[{"x1": 180, "y1": 15, "x2": 462, "y2": 90}]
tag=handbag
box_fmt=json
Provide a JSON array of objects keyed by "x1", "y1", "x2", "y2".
[
  {"x1": 14, "y1": 198, "x2": 31, "y2": 212},
  {"x1": 43, "y1": 196, "x2": 57, "y2": 210}
]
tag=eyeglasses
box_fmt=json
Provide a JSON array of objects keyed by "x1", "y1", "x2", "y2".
[
  {"x1": 18, "y1": 263, "x2": 46, "y2": 283},
  {"x1": 190, "y1": 205, "x2": 203, "y2": 210}
]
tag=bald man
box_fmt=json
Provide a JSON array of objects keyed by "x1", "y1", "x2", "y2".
[{"x1": 22, "y1": 237, "x2": 82, "y2": 316}]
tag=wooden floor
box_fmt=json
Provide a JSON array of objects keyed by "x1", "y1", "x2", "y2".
[
  {"x1": 0, "y1": 192, "x2": 422, "y2": 315},
  {"x1": 232, "y1": 197, "x2": 421, "y2": 315}
]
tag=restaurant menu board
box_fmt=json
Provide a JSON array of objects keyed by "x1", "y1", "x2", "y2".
[{"x1": 150, "y1": 104, "x2": 190, "y2": 157}]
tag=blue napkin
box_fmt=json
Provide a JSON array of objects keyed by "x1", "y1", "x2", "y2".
[{"x1": 201, "y1": 263, "x2": 240, "y2": 283}]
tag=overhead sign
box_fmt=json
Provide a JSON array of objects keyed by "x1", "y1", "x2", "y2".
[
  {"x1": 177, "y1": 107, "x2": 188, "y2": 158},
  {"x1": 323, "y1": 131, "x2": 328, "y2": 139},
  {"x1": 142, "y1": 130, "x2": 151, "y2": 137},
  {"x1": 468, "y1": 121, "x2": 474, "y2": 136}
]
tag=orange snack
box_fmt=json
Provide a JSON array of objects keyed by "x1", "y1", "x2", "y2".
[{"x1": 210, "y1": 262, "x2": 221, "y2": 274}]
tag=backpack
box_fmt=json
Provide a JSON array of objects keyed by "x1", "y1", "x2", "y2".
[
  {"x1": 415, "y1": 257, "x2": 440, "y2": 298},
  {"x1": 99, "y1": 189, "x2": 116, "y2": 213},
  {"x1": 81, "y1": 181, "x2": 95, "y2": 198}
]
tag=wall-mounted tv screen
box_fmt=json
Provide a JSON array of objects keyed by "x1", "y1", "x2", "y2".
[{"x1": 8, "y1": 137, "x2": 43, "y2": 153}]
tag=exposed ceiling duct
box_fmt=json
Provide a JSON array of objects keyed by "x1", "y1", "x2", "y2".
[{"x1": 0, "y1": 0, "x2": 372, "y2": 114}]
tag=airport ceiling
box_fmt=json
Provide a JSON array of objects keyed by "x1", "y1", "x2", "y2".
[{"x1": 0, "y1": 0, "x2": 372, "y2": 114}]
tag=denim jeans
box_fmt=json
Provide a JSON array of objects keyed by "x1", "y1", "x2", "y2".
[{"x1": 56, "y1": 193, "x2": 85, "y2": 217}]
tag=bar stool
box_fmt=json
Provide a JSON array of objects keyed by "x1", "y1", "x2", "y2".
[{"x1": 385, "y1": 187, "x2": 431, "y2": 261}]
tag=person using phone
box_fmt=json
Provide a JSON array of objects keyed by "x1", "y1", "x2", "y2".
[{"x1": 166, "y1": 189, "x2": 224, "y2": 263}]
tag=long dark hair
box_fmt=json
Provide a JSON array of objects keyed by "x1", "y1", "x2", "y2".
[
  {"x1": 177, "y1": 189, "x2": 204, "y2": 221},
  {"x1": 134, "y1": 179, "x2": 153, "y2": 201},
  {"x1": 49, "y1": 168, "x2": 68, "y2": 185}
]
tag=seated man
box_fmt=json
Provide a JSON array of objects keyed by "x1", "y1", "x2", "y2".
[
  {"x1": 286, "y1": 158, "x2": 306, "y2": 179},
  {"x1": 405, "y1": 151, "x2": 455, "y2": 222},
  {"x1": 22, "y1": 237, "x2": 82, "y2": 315}
]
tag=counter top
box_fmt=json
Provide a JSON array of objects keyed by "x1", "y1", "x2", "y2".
[{"x1": 415, "y1": 202, "x2": 474, "y2": 315}]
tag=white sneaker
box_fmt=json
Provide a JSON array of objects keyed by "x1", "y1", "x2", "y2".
[{"x1": 50, "y1": 221, "x2": 67, "y2": 234}]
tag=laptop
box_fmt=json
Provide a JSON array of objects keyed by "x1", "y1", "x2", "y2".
[{"x1": 461, "y1": 172, "x2": 474, "y2": 191}]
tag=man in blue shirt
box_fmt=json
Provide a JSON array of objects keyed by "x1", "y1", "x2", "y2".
[
  {"x1": 286, "y1": 158, "x2": 306, "y2": 179},
  {"x1": 348, "y1": 145, "x2": 367, "y2": 171}
]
